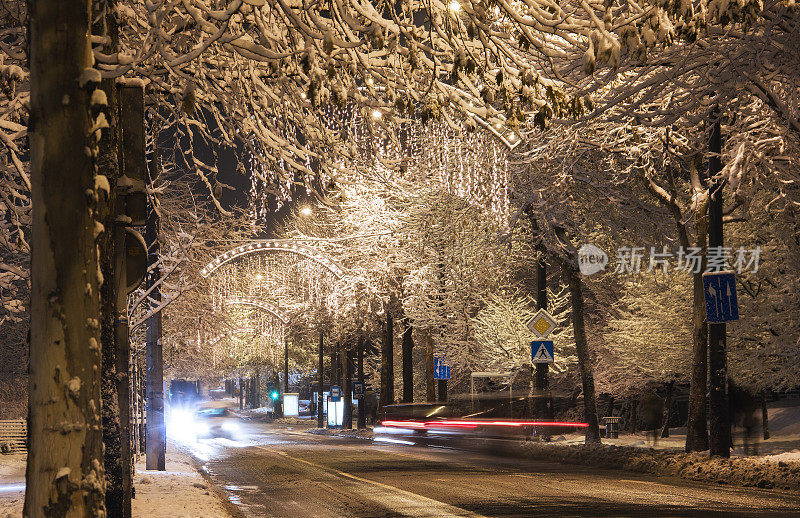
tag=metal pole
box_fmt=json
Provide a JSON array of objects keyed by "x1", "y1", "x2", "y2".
[
  {"x1": 357, "y1": 336, "x2": 365, "y2": 429},
  {"x1": 114, "y1": 222, "x2": 132, "y2": 518},
  {"x1": 318, "y1": 329, "x2": 324, "y2": 428},
  {"x1": 529, "y1": 209, "x2": 550, "y2": 419},
  {"x1": 145, "y1": 200, "x2": 165, "y2": 470},
  {"x1": 284, "y1": 335, "x2": 289, "y2": 393},
  {"x1": 708, "y1": 111, "x2": 731, "y2": 458}
]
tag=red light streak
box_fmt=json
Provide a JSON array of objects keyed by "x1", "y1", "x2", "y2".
[{"x1": 379, "y1": 419, "x2": 589, "y2": 430}]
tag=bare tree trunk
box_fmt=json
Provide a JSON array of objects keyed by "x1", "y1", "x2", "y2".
[
  {"x1": 628, "y1": 400, "x2": 638, "y2": 434},
  {"x1": 604, "y1": 396, "x2": 615, "y2": 418},
  {"x1": 686, "y1": 266, "x2": 710, "y2": 451},
  {"x1": 402, "y1": 318, "x2": 414, "y2": 403},
  {"x1": 379, "y1": 313, "x2": 394, "y2": 409},
  {"x1": 661, "y1": 380, "x2": 675, "y2": 438},
  {"x1": 564, "y1": 265, "x2": 602, "y2": 444},
  {"x1": 26, "y1": 0, "x2": 106, "y2": 514},
  {"x1": 761, "y1": 390, "x2": 770, "y2": 440},
  {"x1": 424, "y1": 332, "x2": 435, "y2": 402}
]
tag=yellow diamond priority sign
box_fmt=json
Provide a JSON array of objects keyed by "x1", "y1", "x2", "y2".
[{"x1": 527, "y1": 309, "x2": 557, "y2": 338}]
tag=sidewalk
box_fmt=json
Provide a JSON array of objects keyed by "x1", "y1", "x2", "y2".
[
  {"x1": 0, "y1": 453, "x2": 25, "y2": 517},
  {"x1": 0, "y1": 444, "x2": 234, "y2": 518},
  {"x1": 133, "y1": 444, "x2": 233, "y2": 518}
]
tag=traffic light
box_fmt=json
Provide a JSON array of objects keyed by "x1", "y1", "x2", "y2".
[{"x1": 270, "y1": 389, "x2": 280, "y2": 400}]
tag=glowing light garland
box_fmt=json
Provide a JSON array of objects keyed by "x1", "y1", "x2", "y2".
[
  {"x1": 224, "y1": 296, "x2": 290, "y2": 324},
  {"x1": 200, "y1": 239, "x2": 346, "y2": 279},
  {"x1": 250, "y1": 106, "x2": 511, "y2": 228}
]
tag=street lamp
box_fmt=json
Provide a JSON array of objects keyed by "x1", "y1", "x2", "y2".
[{"x1": 300, "y1": 206, "x2": 312, "y2": 217}]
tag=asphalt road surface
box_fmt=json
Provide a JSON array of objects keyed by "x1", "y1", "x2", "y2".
[{"x1": 181, "y1": 421, "x2": 800, "y2": 517}]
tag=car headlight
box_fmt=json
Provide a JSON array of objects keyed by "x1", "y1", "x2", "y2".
[
  {"x1": 221, "y1": 421, "x2": 239, "y2": 432},
  {"x1": 196, "y1": 423, "x2": 210, "y2": 435}
]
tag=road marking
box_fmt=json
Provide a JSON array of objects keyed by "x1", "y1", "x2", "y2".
[{"x1": 256, "y1": 445, "x2": 486, "y2": 517}]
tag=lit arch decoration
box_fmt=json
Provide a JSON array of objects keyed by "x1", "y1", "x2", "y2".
[
  {"x1": 224, "y1": 296, "x2": 290, "y2": 325},
  {"x1": 200, "y1": 239, "x2": 346, "y2": 279}
]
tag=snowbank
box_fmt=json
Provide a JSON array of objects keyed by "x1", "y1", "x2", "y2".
[
  {"x1": 514, "y1": 440, "x2": 800, "y2": 491},
  {"x1": 307, "y1": 427, "x2": 374, "y2": 439}
]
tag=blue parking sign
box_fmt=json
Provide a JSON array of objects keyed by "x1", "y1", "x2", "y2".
[{"x1": 703, "y1": 271, "x2": 739, "y2": 323}]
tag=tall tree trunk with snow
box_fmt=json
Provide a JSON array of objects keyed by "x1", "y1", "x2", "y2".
[
  {"x1": 379, "y1": 313, "x2": 394, "y2": 409},
  {"x1": 401, "y1": 317, "x2": 414, "y2": 403},
  {"x1": 686, "y1": 256, "x2": 710, "y2": 451},
  {"x1": 92, "y1": 4, "x2": 126, "y2": 510},
  {"x1": 563, "y1": 264, "x2": 602, "y2": 444},
  {"x1": 25, "y1": 0, "x2": 106, "y2": 514},
  {"x1": 643, "y1": 150, "x2": 710, "y2": 453}
]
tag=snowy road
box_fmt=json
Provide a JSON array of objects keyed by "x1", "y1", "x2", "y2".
[{"x1": 184, "y1": 421, "x2": 800, "y2": 517}]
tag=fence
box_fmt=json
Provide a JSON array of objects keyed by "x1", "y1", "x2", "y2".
[{"x1": 0, "y1": 419, "x2": 26, "y2": 453}]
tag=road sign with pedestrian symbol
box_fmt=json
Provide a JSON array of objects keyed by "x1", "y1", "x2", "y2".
[{"x1": 531, "y1": 340, "x2": 554, "y2": 364}]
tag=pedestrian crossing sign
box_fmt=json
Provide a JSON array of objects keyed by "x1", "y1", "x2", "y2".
[{"x1": 531, "y1": 340, "x2": 554, "y2": 364}]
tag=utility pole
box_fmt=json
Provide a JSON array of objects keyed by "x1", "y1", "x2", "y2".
[
  {"x1": 707, "y1": 111, "x2": 731, "y2": 458},
  {"x1": 318, "y1": 329, "x2": 325, "y2": 427},
  {"x1": 535, "y1": 232, "x2": 550, "y2": 420},
  {"x1": 343, "y1": 347, "x2": 353, "y2": 429},
  {"x1": 357, "y1": 336, "x2": 366, "y2": 429},
  {"x1": 284, "y1": 335, "x2": 289, "y2": 393},
  {"x1": 527, "y1": 208, "x2": 550, "y2": 419},
  {"x1": 145, "y1": 184, "x2": 165, "y2": 470}
]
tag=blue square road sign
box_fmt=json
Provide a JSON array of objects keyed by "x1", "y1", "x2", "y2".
[
  {"x1": 703, "y1": 271, "x2": 739, "y2": 323},
  {"x1": 433, "y1": 358, "x2": 451, "y2": 380}
]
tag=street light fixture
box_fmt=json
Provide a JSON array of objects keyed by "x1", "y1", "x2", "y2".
[{"x1": 300, "y1": 206, "x2": 313, "y2": 217}]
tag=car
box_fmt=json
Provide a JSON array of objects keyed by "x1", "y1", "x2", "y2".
[{"x1": 194, "y1": 407, "x2": 240, "y2": 440}]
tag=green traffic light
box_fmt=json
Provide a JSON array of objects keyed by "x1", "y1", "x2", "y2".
[{"x1": 271, "y1": 391, "x2": 279, "y2": 400}]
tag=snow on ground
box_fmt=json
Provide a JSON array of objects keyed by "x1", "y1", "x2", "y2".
[
  {"x1": 0, "y1": 453, "x2": 25, "y2": 518},
  {"x1": 308, "y1": 427, "x2": 373, "y2": 439},
  {"x1": 0, "y1": 446, "x2": 232, "y2": 518},
  {"x1": 133, "y1": 444, "x2": 232, "y2": 518}
]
